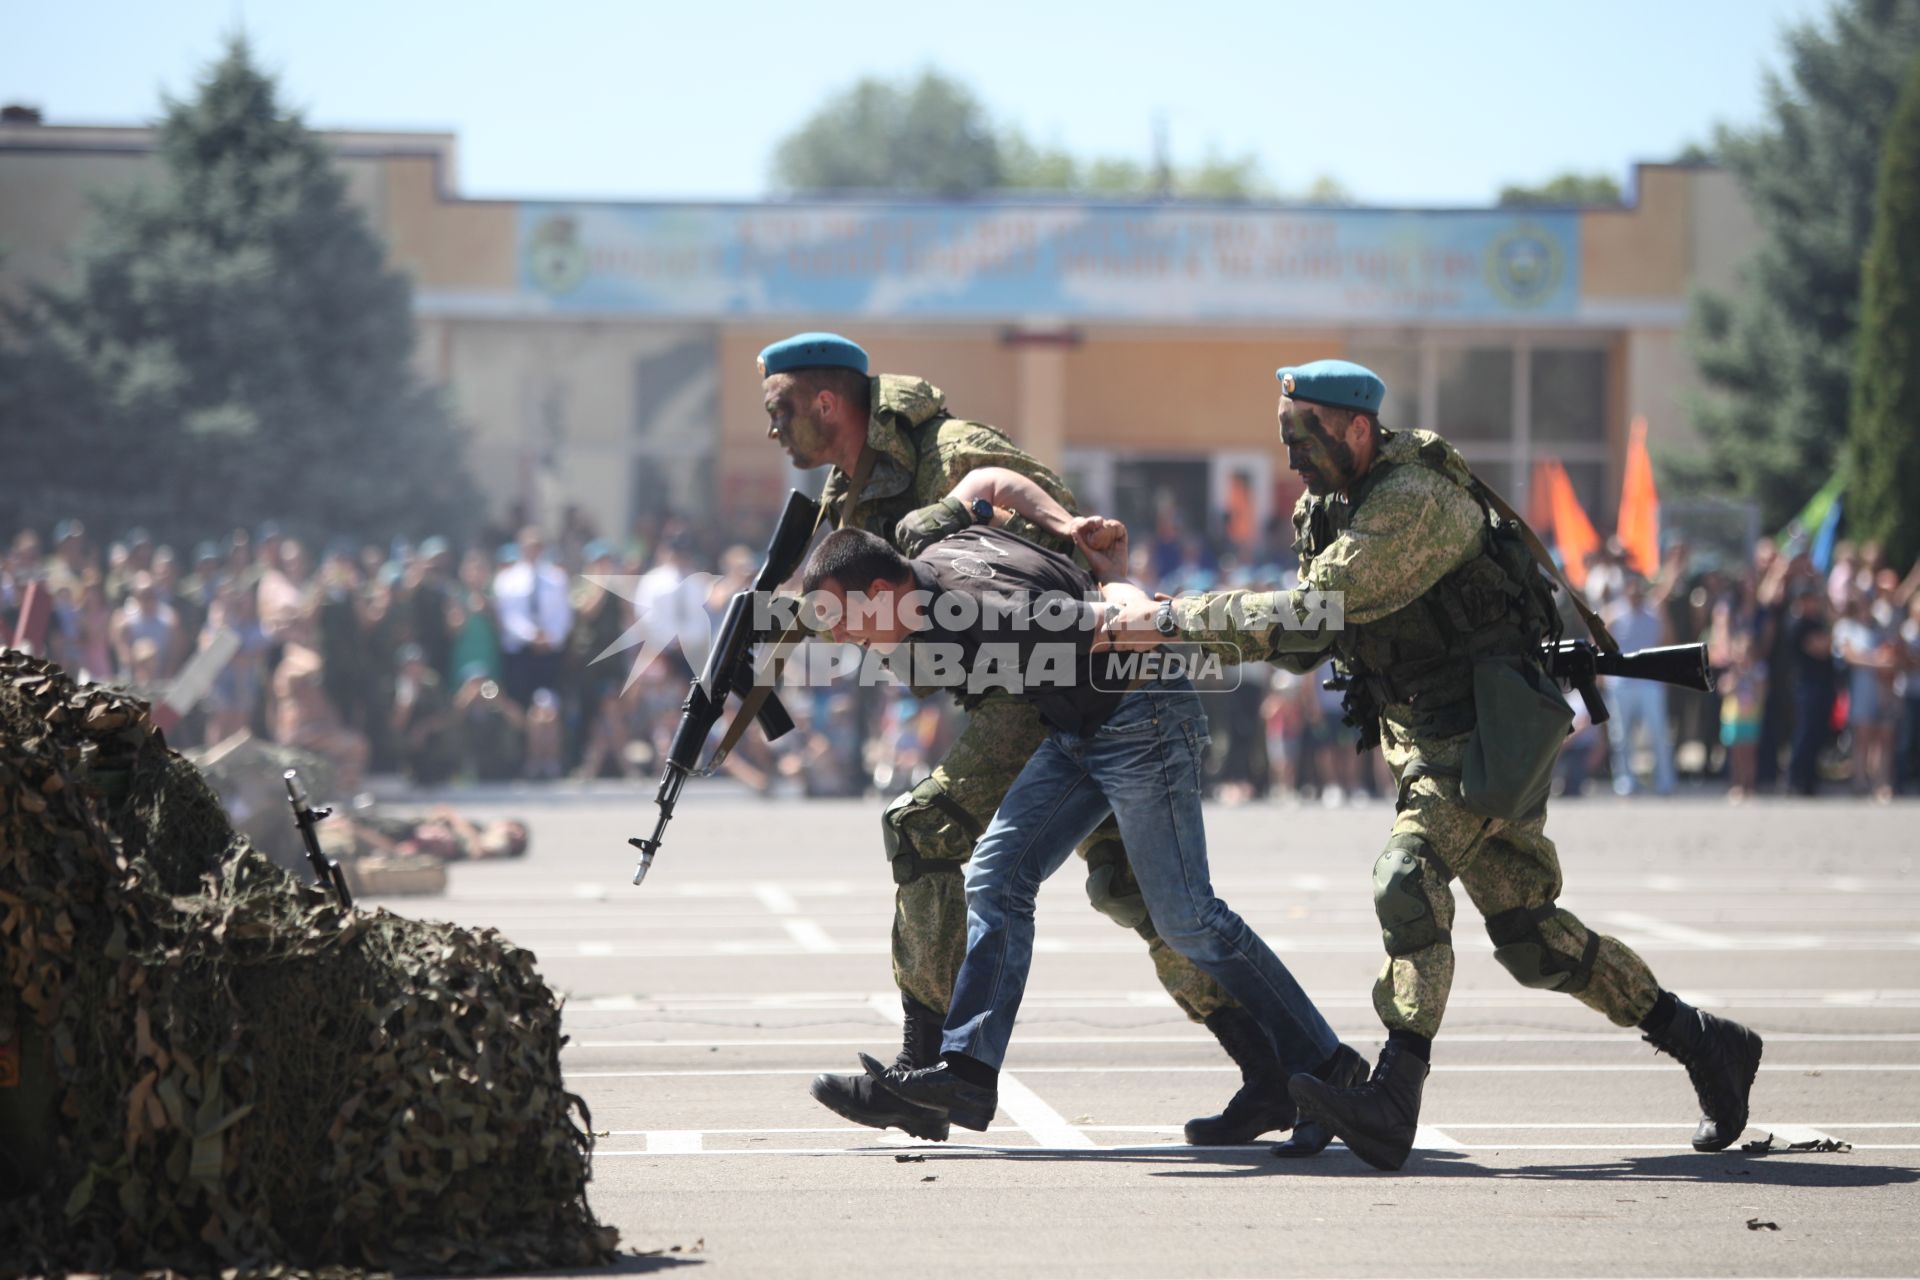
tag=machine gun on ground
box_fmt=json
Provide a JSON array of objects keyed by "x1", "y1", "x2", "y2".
[
  {"x1": 284, "y1": 769, "x2": 353, "y2": 909},
  {"x1": 1547, "y1": 640, "x2": 1715, "y2": 727},
  {"x1": 627, "y1": 489, "x2": 822, "y2": 886}
]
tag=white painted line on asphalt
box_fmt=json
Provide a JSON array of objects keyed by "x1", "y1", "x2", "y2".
[
  {"x1": 577, "y1": 942, "x2": 615, "y2": 957},
  {"x1": 644, "y1": 1131, "x2": 705, "y2": 1153},
  {"x1": 1644, "y1": 874, "x2": 1686, "y2": 892},
  {"x1": 781, "y1": 920, "x2": 840, "y2": 953},
  {"x1": 572, "y1": 882, "x2": 609, "y2": 900},
  {"x1": 1766, "y1": 1124, "x2": 1845, "y2": 1147},
  {"x1": 559, "y1": 1031, "x2": 1920, "y2": 1049},
  {"x1": 1602, "y1": 911, "x2": 1738, "y2": 950},
  {"x1": 753, "y1": 882, "x2": 801, "y2": 915},
  {"x1": 1413, "y1": 1126, "x2": 1458, "y2": 1148},
  {"x1": 996, "y1": 1072, "x2": 1095, "y2": 1149}
]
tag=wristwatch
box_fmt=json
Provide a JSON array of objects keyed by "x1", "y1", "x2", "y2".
[
  {"x1": 968, "y1": 497, "x2": 995, "y2": 525},
  {"x1": 1153, "y1": 599, "x2": 1179, "y2": 637}
]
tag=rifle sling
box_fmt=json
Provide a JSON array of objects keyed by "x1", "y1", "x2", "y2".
[
  {"x1": 1472, "y1": 476, "x2": 1621, "y2": 657},
  {"x1": 707, "y1": 443, "x2": 880, "y2": 769}
]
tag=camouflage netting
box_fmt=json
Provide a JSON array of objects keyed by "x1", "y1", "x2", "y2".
[{"x1": 0, "y1": 652, "x2": 618, "y2": 1275}]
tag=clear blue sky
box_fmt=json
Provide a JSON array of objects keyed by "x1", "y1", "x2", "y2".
[{"x1": 4, "y1": 0, "x2": 1832, "y2": 205}]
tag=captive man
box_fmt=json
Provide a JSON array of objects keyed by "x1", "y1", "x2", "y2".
[
  {"x1": 1099, "y1": 358, "x2": 1765, "y2": 1170},
  {"x1": 758, "y1": 331, "x2": 1300, "y2": 1146}
]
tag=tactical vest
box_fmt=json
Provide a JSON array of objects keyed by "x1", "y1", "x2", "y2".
[{"x1": 1295, "y1": 433, "x2": 1562, "y2": 742}]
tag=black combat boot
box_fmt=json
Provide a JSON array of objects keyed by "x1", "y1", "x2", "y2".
[
  {"x1": 808, "y1": 994, "x2": 950, "y2": 1141},
  {"x1": 1641, "y1": 997, "x2": 1764, "y2": 1152},
  {"x1": 1182, "y1": 1007, "x2": 1297, "y2": 1145},
  {"x1": 865, "y1": 1057, "x2": 998, "y2": 1132},
  {"x1": 1271, "y1": 1042, "x2": 1371, "y2": 1158},
  {"x1": 1288, "y1": 1039, "x2": 1428, "y2": 1171}
]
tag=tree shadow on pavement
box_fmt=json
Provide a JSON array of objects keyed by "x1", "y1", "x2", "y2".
[{"x1": 877, "y1": 1145, "x2": 1920, "y2": 1189}]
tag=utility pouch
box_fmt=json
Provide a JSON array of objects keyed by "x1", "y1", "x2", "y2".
[{"x1": 1460, "y1": 656, "x2": 1572, "y2": 822}]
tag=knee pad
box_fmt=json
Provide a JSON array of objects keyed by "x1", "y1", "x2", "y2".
[
  {"x1": 883, "y1": 778, "x2": 978, "y2": 886},
  {"x1": 1082, "y1": 836, "x2": 1149, "y2": 930},
  {"x1": 1485, "y1": 904, "x2": 1601, "y2": 992},
  {"x1": 1372, "y1": 833, "x2": 1450, "y2": 957}
]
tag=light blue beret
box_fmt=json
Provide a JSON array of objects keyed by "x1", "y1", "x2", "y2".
[
  {"x1": 759, "y1": 332, "x2": 869, "y2": 377},
  {"x1": 1277, "y1": 359, "x2": 1387, "y2": 414}
]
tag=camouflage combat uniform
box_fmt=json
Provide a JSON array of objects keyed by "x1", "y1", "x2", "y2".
[
  {"x1": 823, "y1": 375, "x2": 1233, "y2": 1021},
  {"x1": 1167, "y1": 428, "x2": 1661, "y2": 1038}
]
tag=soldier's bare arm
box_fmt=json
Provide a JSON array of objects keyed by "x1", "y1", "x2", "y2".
[{"x1": 947, "y1": 466, "x2": 1076, "y2": 539}]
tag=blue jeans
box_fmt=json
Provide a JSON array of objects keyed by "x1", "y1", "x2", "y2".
[{"x1": 942, "y1": 677, "x2": 1339, "y2": 1073}]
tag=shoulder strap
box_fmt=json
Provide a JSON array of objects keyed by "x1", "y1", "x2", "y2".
[{"x1": 1472, "y1": 478, "x2": 1620, "y2": 655}]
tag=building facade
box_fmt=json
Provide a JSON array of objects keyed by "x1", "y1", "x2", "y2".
[{"x1": 1, "y1": 118, "x2": 1761, "y2": 550}]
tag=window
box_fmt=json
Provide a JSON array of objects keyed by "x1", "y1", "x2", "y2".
[
  {"x1": 1530, "y1": 349, "x2": 1607, "y2": 445},
  {"x1": 1345, "y1": 343, "x2": 1420, "y2": 427},
  {"x1": 1434, "y1": 347, "x2": 1513, "y2": 443}
]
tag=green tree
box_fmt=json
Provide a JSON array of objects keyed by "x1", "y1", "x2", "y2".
[
  {"x1": 1496, "y1": 171, "x2": 1624, "y2": 206},
  {"x1": 774, "y1": 72, "x2": 1285, "y2": 200},
  {"x1": 0, "y1": 38, "x2": 478, "y2": 544},
  {"x1": 1846, "y1": 53, "x2": 1920, "y2": 565},
  {"x1": 770, "y1": 71, "x2": 1005, "y2": 194},
  {"x1": 1688, "y1": 0, "x2": 1920, "y2": 529}
]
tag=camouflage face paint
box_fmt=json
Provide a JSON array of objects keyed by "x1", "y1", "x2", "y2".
[
  {"x1": 764, "y1": 375, "x2": 835, "y2": 469},
  {"x1": 1279, "y1": 400, "x2": 1358, "y2": 495}
]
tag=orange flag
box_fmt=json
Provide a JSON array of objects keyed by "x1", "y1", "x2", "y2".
[
  {"x1": 1617, "y1": 415, "x2": 1660, "y2": 577},
  {"x1": 1526, "y1": 457, "x2": 1557, "y2": 537},
  {"x1": 1545, "y1": 459, "x2": 1599, "y2": 590}
]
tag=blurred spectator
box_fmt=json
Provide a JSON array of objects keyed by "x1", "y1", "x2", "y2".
[
  {"x1": 1603, "y1": 574, "x2": 1676, "y2": 796},
  {"x1": 271, "y1": 643, "x2": 369, "y2": 793},
  {"x1": 1835, "y1": 591, "x2": 1899, "y2": 803},
  {"x1": 640, "y1": 525, "x2": 709, "y2": 676},
  {"x1": 45, "y1": 521, "x2": 89, "y2": 598},
  {"x1": 570, "y1": 541, "x2": 633, "y2": 779},
  {"x1": 494, "y1": 525, "x2": 572, "y2": 706},
  {"x1": 1786, "y1": 590, "x2": 1837, "y2": 797},
  {"x1": 525, "y1": 687, "x2": 564, "y2": 780},
  {"x1": 1720, "y1": 632, "x2": 1766, "y2": 802},
  {"x1": 1899, "y1": 594, "x2": 1920, "y2": 794},
  {"x1": 454, "y1": 669, "x2": 526, "y2": 782},
  {"x1": 392, "y1": 643, "x2": 460, "y2": 786},
  {"x1": 111, "y1": 571, "x2": 180, "y2": 680},
  {"x1": 201, "y1": 586, "x2": 267, "y2": 747},
  {"x1": 448, "y1": 548, "x2": 504, "y2": 685}
]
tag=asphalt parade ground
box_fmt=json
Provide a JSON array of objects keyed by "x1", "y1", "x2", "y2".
[{"x1": 371, "y1": 791, "x2": 1920, "y2": 1280}]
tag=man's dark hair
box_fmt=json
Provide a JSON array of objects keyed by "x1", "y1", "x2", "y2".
[
  {"x1": 791, "y1": 366, "x2": 872, "y2": 420},
  {"x1": 802, "y1": 527, "x2": 911, "y2": 595}
]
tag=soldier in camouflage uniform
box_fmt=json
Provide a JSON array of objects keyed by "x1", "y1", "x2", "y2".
[
  {"x1": 758, "y1": 333, "x2": 1296, "y2": 1146},
  {"x1": 1103, "y1": 359, "x2": 1765, "y2": 1170}
]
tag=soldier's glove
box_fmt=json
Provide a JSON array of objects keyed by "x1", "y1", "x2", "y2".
[
  {"x1": 894, "y1": 496, "x2": 974, "y2": 558},
  {"x1": 1085, "y1": 861, "x2": 1150, "y2": 930}
]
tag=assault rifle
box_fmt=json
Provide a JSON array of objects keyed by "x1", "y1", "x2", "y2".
[
  {"x1": 284, "y1": 769, "x2": 353, "y2": 909},
  {"x1": 627, "y1": 489, "x2": 822, "y2": 886},
  {"x1": 1547, "y1": 640, "x2": 1715, "y2": 727}
]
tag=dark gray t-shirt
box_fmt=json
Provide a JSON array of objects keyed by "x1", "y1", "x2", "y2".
[{"x1": 898, "y1": 526, "x2": 1125, "y2": 736}]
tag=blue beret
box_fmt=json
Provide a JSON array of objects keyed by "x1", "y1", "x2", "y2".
[
  {"x1": 759, "y1": 332, "x2": 868, "y2": 378},
  {"x1": 1277, "y1": 359, "x2": 1387, "y2": 414}
]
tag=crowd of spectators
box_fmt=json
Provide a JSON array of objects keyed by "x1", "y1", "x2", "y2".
[{"x1": 3, "y1": 508, "x2": 1918, "y2": 804}]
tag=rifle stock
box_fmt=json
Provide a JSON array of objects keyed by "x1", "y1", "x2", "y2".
[
  {"x1": 628, "y1": 489, "x2": 821, "y2": 885},
  {"x1": 1546, "y1": 640, "x2": 1715, "y2": 727}
]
